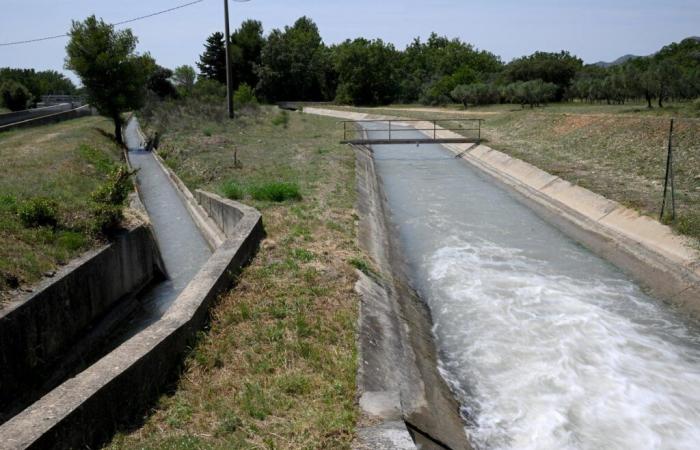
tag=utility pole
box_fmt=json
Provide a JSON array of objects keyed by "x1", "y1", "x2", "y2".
[{"x1": 223, "y1": 0, "x2": 234, "y2": 119}]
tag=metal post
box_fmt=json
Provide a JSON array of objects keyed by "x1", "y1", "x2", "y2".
[
  {"x1": 433, "y1": 121, "x2": 436, "y2": 139},
  {"x1": 388, "y1": 121, "x2": 391, "y2": 141},
  {"x1": 224, "y1": 0, "x2": 234, "y2": 119},
  {"x1": 660, "y1": 118, "x2": 675, "y2": 221}
]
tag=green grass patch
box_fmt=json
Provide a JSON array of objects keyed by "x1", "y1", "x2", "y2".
[
  {"x1": 220, "y1": 179, "x2": 245, "y2": 200},
  {"x1": 249, "y1": 181, "x2": 301, "y2": 202},
  {"x1": 0, "y1": 116, "x2": 123, "y2": 301}
]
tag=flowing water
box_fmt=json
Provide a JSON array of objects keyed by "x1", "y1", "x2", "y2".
[
  {"x1": 362, "y1": 122, "x2": 700, "y2": 450},
  {"x1": 122, "y1": 118, "x2": 211, "y2": 331}
]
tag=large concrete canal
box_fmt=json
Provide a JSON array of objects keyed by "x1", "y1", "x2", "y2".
[{"x1": 361, "y1": 122, "x2": 700, "y2": 449}]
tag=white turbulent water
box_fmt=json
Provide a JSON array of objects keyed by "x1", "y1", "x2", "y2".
[
  {"x1": 427, "y1": 237, "x2": 700, "y2": 450},
  {"x1": 362, "y1": 122, "x2": 700, "y2": 450}
]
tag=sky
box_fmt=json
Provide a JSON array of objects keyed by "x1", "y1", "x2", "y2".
[{"x1": 1, "y1": 0, "x2": 698, "y2": 83}]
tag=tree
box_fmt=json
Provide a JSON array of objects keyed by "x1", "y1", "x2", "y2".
[
  {"x1": 147, "y1": 65, "x2": 178, "y2": 99},
  {"x1": 229, "y1": 20, "x2": 265, "y2": 90},
  {"x1": 0, "y1": 80, "x2": 31, "y2": 111},
  {"x1": 257, "y1": 17, "x2": 331, "y2": 102},
  {"x1": 197, "y1": 32, "x2": 227, "y2": 84},
  {"x1": 504, "y1": 51, "x2": 583, "y2": 101},
  {"x1": 172, "y1": 65, "x2": 197, "y2": 96},
  {"x1": 333, "y1": 38, "x2": 399, "y2": 105},
  {"x1": 451, "y1": 83, "x2": 498, "y2": 108},
  {"x1": 65, "y1": 16, "x2": 151, "y2": 145},
  {"x1": 0, "y1": 68, "x2": 77, "y2": 105}
]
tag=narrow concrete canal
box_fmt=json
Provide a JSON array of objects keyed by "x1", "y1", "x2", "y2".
[
  {"x1": 361, "y1": 122, "x2": 700, "y2": 450},
  {"x1": 122, "y1": 118, "x2": 211, "y2": 330}
]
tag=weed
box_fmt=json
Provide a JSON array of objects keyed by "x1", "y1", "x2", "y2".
[
  {"x1": 203, "y1": 127, "x2": 213, "y2": 137},
  {"x1": 276, "y1": 373, "x2": 311, "y2": 396},
  {"x1": 241, "y1": 382, "x2": 270, "y2": 420},
  {"x1": 18, "y1": 198, "x2": 58, "y2": 228},
  {"x1": 220, "y1": 180, "x2": 245, "y2": 200},
  {"x1": 249, "y1": 181, "x2": 301, "y2": 202},
  {"x1": 290, "y1": 248, "x2": 314, "y2": 262},
  {"x1": 348, "y1": 257, "x2": 376, "y2": 277},
  {"x1": 56, "y1": 231, "x2": 87, "y2": 252},
  {"x1": 271, "y1": 110, "x2": 289, "y2": 128}
]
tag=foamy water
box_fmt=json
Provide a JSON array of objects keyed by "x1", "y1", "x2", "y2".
[{"x1": 363, "y1": 122, "x2": 700, "y2": 450}]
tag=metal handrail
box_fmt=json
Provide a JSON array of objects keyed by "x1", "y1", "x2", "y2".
[{"x1": 342, "y1": 118, "x2": 483, "y2": 142}]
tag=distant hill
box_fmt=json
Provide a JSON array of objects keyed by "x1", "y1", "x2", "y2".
[
  {"x1": 593, "y1": 54, "x2": 639, "y2": 68},
  {"x1": 592, "y1": 36, "x2": 700, "y2": 68}
]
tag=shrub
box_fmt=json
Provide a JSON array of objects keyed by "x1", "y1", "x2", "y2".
[
  {"x1": 0, "y1": 80, "x2": 31, "y2": 111},
  {"x1": 90, "y1": 203, "x2": 123, "y2": 233},
  {"x1": 91, "y1": 166, "x2": 134, "y2": 206},
  {"x1": 220, "y1": 180, "x2": 245, "y2": 200},
  {"x1": 18, "y1": 198, "x2": 58, "y2": 228},
  {"x1": 90, "y1": 165, "x2": 135, "y2": 233},
  {"x1": 249, "y1": 181, "x2": 301, "y2": 202},
  {"x1": 233, "y1": 83, "x2": 258, "y2": 107},
  {"x1": 271, "y1": 110, "x2": 289, "y2": 128}
]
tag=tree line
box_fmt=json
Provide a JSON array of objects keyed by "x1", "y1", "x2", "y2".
[
  {"x1": 190, "y1": 17, "x2": 700, "y2": 108},
  {"x1": 0, "y1": 68, "x2": 77, "y2": 111}
]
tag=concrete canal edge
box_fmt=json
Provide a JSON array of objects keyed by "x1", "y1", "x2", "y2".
[
  {"x1": 0, "y1": 165, "x2": 264, "y2": 448},
  {"x1": 0, "y1": 225, "x2": 164, "y2": 420},
  {"x1": 305, "y1": 107, "x2": 700, "y2": 319}
]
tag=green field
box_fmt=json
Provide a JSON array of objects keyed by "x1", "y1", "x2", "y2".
[
  {"x1": 107, "y1": 104, "x2": 359, "y2": 449},
  {"x1": 328, "y1": 104, "x2": 700, "y2": 243},
  {"x1": 0, "y1": 117, "x2": 123, "y2": 302}
]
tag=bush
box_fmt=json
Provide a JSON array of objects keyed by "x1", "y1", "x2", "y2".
[
  {"x1": 233, "y1": 83, "x2": 258, "y2": 108},
  {"x1": 249, "y1": 181, "x2": 301, "y2": 202},
  {"x1": 90, "y1": 165, "x2": 135, "y2": 233},
  {"x1": 221, "y1": 180, "x2": 245, "y2": 200},
  {"x1": 192, "y1": 78, "x2": 226, "y2": 102},
  {"x1": 91, "y1": 203, "x2": 123, "y2": 233},
  {"x1": 0, "y1": 80, "x2": 31, "y2": 111},
  {"x1": 271, "y1": 110, "x2": 290, "y2": 128},
  {"x1": 91, "y1": 166, "x2": 134, "y2": 206},
  {"x1": 18, "y1": 197, "x2": 58, "y2": 228}
]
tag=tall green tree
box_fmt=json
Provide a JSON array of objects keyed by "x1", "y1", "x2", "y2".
[
  {"x1": 230, "y1": 20, "x2": 265, "y2": 90},
  {"x1": 333, "y1": 38, "x2": 399, "y2": 105},
  {"x1": 65, "y1": 15, "x2": 152, "y2": 145},
  {"x1": 257, "y1": 17, "x2": 331, "y2": 101},
  {"x1": 197, "y1": 32, "x2": 227, "y2": 84},
  {"x1": 504, "y1": 51, "x2": 583, "y2": 101}
]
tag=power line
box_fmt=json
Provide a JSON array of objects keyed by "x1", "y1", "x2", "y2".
[{"x1": 0, "y1": 0, "x2": 206, "y2": 47}]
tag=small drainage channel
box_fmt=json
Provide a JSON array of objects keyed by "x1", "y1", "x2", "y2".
[
  {"x1": 359, "y1": 121, "x2": 700, "y2": 449},
  {"x1": 1, "y1": 118, "x2": 212, "y2": 426}
]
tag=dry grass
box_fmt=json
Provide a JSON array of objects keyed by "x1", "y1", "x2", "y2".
[
  {"x1": 106, "y1": 103, "x2": 359, "y2": 449},
  {"x1": 0, "y1": 116, "x2": 123, "y2": 302},
  {"x1": 329, "y1": 104, "x2": 700, "y2": 242}
]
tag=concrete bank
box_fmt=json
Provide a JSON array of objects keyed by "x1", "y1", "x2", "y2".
[
  {"x1": 353, "y1": 145, "x2": 471, "y2": 450},
  {"x1": 0, "y1": 190, "x2": 263, "y2": 449},
  {"x1": 305, "y1": 107, "x2": 700, "y2": 318},
  {"x1": 0, "y1": 118, "x2": 264, "y2": 449},
  {"x1": 0, "y1": 225, "x2": 164, "y2": 421},
  {"x1": 0, "y1": 105, "x2": 93, "y2": 133},
  {"x1": 0, "y1": 104, "x2": 73, "y2": 127}
]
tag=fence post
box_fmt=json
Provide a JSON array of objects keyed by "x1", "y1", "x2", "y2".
[
  {"x1": 660, "y1": 118, "x2": 675, "y2": 221},
  {"x1": 433, "y1": 120, "x2": 437, "y2": 139}
]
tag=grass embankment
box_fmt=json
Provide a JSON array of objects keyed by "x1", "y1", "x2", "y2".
[
  {"x1": 330, "y1": 103, "x2": 700, "y2": 242},
  {"x1": 0, "y1": 116, "x2": 124, "y2": 302},
  {"x1": 107, "y1": 104, "x2": 360, "y2": 449}
]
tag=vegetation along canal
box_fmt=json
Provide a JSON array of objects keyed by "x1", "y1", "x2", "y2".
[{"x1": 361, "y1": 122, "x2": 700, "y2": 449}]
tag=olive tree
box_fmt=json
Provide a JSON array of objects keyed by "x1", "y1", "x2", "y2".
[{"x1": 65, "y1": 15, "x2": 152, "y2": 145}]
